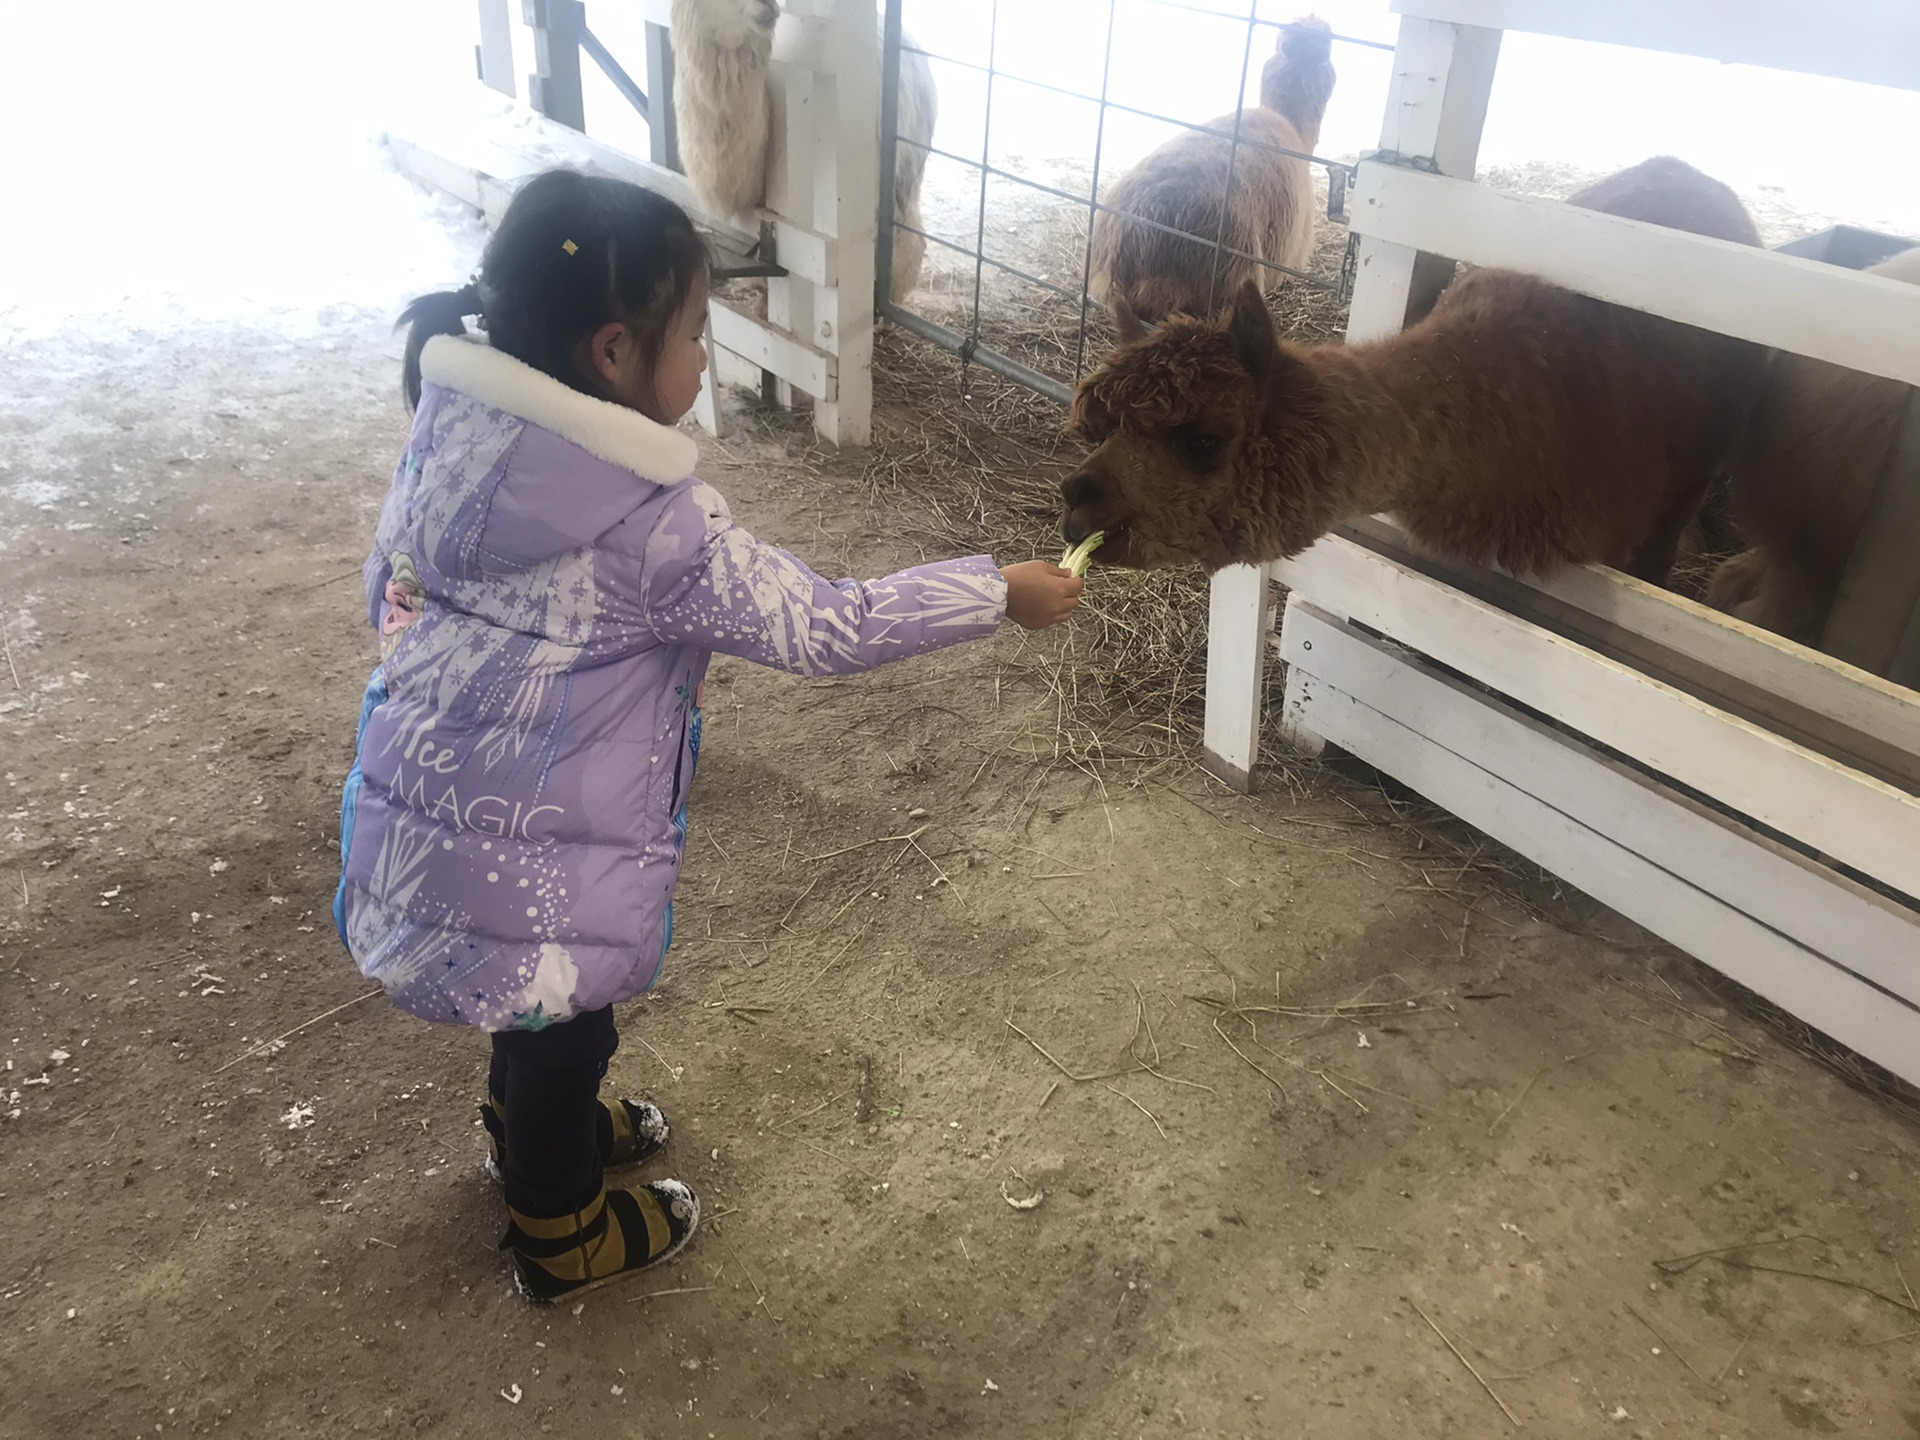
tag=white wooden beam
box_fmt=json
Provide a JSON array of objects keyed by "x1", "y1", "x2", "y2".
[
  {"x1": 809, "y1": 0, "x2": 878, "y2": 446},
  {"x1": 770, "y1": 220, "x2": 835, "y2": 288},
  {"x1": 765, "y1": 60, "x2": 819, "y2": 409},
  {"x1": 711, "y1": 342, "x2": 763, "y2": 395},
  {"x1": 1275, "y1": 597, "x2": 1329, "y2": 759},
  {"x1": 1275, "y1": 534, "x2": 1920, "y2": 903},
  {"x1": 769, "y1": 14, "x2": 845, "y2": 77},
  {"x1": 1285, "y1": 601, "x2": 1920, "y2": 1008},
  {"x1": 1200, "y1": 563, "x2": 1274, "y2": 788},
  {"x1": 1346, "y1": 17, "x2": 1501, "y2": 342},
  {"x1": 476, "y1": 0, "x2": 516, "y2": 97},
  {"x1": 709, "y1": 305, "x2": 835, "y2": 400},
  {"x1": 383, "y1": 85, "x2": 759, "y2": 248},
  {"x1": 1286, "y1": 615, "x2": 1920, "y2": 1090},
  {"x1": 385, "y1": 133, "x2": 522, "y2": 226},
  {"x1": 1350, "y1": 163, "x2": 1920, "y2": 385},
  {"x1": 1339, "y1": 516, "x2": 1920, "y2": 791},
  {"x1": 1389, "y1": 0, "x2": 1920, "y2": 94}
]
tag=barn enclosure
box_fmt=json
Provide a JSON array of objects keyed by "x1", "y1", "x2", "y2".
[
  {"x1": 388, "y1": 0, "x2": 1920, "y2": 1093},
  {"x1": 13, "y1": 2, "x2": 1920, "y2": 1429}
]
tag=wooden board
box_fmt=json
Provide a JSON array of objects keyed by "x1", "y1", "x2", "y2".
[
  {"x1": 476, "y1": 0, "x2": 516, "y2": 98},
  {"x1": 1345, "y1": 16, "x2": 1501, "y2": 342},
  {"x1": 1283, "y1": 604, "x2": 1920, "y2": 1090},
  {"x1": 1388, "y1": 0, "x2": 1920, "y2": 93},
  {"x1": 1273, "y1": 534, "x2": 1920, "y2": 903},
  {"x1": 812, "y1": 2, "x2": 879, "y2": 446},
  {"x1": 1349, "y1": 163, "x2": 1920, "y2": 386},
  {"x1": 710, "y1": 305, "x2": 835, "y2": 400},
  {"x1": 1284, "y1": 600, "x2": 1920, "y2": 1008},
  {"x1": 401, "y1": 96, "x2": 835, "y2": 283},
  {"x1": 1337, "y1": 517, "x2": 1920, "y2": 793},
  {"x1": 1200, "y1": 563, "x2": 1272, "y2": 789},
  {"x1": 385, "y1": 84, "x2": 757, "y2": 248}
]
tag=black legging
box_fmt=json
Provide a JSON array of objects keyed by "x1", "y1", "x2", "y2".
[{"x1": 488, "y1": 1006, "x2": 618, "y2": 1217}]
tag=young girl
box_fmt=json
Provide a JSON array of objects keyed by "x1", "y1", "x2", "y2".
[{"x1": 334, "y1": 168, "x2": 1083, "y2": 1303}]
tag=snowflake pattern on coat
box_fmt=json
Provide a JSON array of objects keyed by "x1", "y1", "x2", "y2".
[{"x1": 334, "y1": 357, "x2": 1006, "y2": 1032}]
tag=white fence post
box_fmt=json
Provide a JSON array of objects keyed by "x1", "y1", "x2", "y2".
[
  {"x1": 805, "y1": 1, "x2": 877, "y2": 445},
  {"x1": 476, "y1": 0, "x2": 516, "y2": 96},
  {"x1": 1204, "y1": 13, "x2": 1500, "y2": 782},
  {"x1": 1345, "y1": 17, "x2": 1501, "y2": 343},
  {"x1": 1201, "y1": 563, "x2": 1275, "y2": 789}
]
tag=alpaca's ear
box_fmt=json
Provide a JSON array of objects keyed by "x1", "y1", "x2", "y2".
[
  {"x1": 1111, "y1": 296, "x2": 1148, "y2": 346},
  {"x1": 1225, "y1": 281, "x2": 1276, "y2": 378}
]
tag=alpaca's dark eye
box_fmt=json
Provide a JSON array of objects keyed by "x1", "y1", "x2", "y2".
[{"x1": 1169, "y1": 426, "x2": 1225, "y2": 467}]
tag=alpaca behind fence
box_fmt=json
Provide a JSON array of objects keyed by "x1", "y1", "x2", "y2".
[
  {"x1": 669, "y1": 0, "x2": 937, "y2": 301},
  {"x1": 1063, "y1": 157, "x2": 1767, "y2": 584},
  {"x1": 1088, "y1": 16, "x2": 1335, "y2": 326},
  {"x1": 1706, "y1": 246, "x2": 1920, "y2": 649}
]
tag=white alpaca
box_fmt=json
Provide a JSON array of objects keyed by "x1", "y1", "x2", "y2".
[
  {"x1": 668, "y1": 0, "x2": 779, "y2": 220},
  {"x1": 667, "y1": 0, "x2": 939, "y2": 301},
  {"x1": 886, "y1": 39, "x2": 936, "y2": 304}
]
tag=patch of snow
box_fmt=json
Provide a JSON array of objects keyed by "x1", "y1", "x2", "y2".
[{"x1": 6, "y1": 481, "x2": 69, "y2": 511}]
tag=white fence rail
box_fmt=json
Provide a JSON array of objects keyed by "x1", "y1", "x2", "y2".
[
  {"x1": 1350, "y1": 164, "x2": 1920, "y2": 387},
  {"x1": 1389, "y1": 0, "x2": 1920, "y2": 94}
]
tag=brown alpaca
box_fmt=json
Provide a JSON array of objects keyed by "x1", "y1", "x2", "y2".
[
  {"x1": 1088, "y1": 17, "x2": 1335, "y2": 325},
  {"x1": 1706, "y1": 245, "x2": 1920, "y2": 646},
  {"x1": 1062, "y1": 157, "x2": 1767, "y2": 582}
]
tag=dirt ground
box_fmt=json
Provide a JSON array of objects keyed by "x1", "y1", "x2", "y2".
[{"x1": 4, "y1": 303, "x2": 1919, "y2": 1440}]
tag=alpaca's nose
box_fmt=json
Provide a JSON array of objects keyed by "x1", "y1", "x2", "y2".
[{"x1": 1060, "y1": 471, "x2": 1107, "y2": 543}]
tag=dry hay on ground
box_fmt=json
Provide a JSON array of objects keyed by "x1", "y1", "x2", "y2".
[{"x1": 864, "y1": 184, "x2": 1356, "y2": 780}]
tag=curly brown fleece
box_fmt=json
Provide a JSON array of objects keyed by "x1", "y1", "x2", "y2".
[{"x1": 1062, "y1": 157, "x2": 1768, "y2": 583}]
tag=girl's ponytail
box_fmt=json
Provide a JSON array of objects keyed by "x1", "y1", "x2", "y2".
[{"x1": 397, "y1": 281, "x2": 484, "y2": 411}]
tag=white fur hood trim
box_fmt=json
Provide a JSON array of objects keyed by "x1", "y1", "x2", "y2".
[{"x1": 419, "y1": 332, "x2": 700, "y2": 483}]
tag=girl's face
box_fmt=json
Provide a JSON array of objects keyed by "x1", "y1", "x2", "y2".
[
  {"x1": 579, "y1": 275, "x2": 711, "y2": 425},
  {"x1": 648, "y1": 278, "x2": 711, "y2": 424}
]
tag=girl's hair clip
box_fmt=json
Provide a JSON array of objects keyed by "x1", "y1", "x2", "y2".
[{"x1": 561, "y1": 238, "x2": 579, "y2": 256}]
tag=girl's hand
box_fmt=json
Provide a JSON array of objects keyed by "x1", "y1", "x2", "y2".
[{"x1": 1001, "y1": 561, "x2": 1084, "y2": 631}]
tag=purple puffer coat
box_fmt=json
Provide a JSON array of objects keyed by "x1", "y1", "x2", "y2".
[{"x1": 334, "y1": 334, "x2": 1006, "y2": 1032}]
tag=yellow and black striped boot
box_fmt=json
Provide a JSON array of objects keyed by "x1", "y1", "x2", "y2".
[
  {"x1": 501, "y1": 1178, "x2": 699, "y2": 1303},
  {"x1": 482, "y1": 1089, "x2": 670, "y2": 1183}
]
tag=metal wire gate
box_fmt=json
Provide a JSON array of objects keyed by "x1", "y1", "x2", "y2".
[{"x1": 875, "y1": 0, "x2": 1384, "y2": 406}]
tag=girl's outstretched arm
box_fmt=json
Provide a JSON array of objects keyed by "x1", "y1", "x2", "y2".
[{"x1": 637, "y1": 482, "x2": 1033, "y2": 676}]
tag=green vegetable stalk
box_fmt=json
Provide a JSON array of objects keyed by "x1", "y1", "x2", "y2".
[{"x1": 1059, "y1": 530, "x2": 1105, "y2": 578}]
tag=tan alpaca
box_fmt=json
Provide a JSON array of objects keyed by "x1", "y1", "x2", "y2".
[
  {"x1": 1706, "y1": 246, "x2": 1920, "y2": 646},
  {"x1": 667, "y1": 0, "x2": 938, "y2": 302},
  {"x1": 1088, "y1": 17, "x2": 1335, "y2": 325},
  {"x1": 1062, "y1": 157, "x2": 1767, "y2": 584}
]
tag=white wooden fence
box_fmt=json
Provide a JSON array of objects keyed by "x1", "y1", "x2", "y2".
[
  {"x1": 389, "y1": 0, "x2": 877, "y2": 446},
  {"x1": 1202, "y1": 0, "x2": 1920, "y2": 1087}
]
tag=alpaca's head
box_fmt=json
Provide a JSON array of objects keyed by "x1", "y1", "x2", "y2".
[
  {"x1": 1261, "y1": 15, "x2": 1335, "y2": 120},
  {"x1": 1062, "y1": 283, "x2": 1336, "y2": 572},
  {"x1": 679, "y1": 0, "x2": 780, "y2": 46}
]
